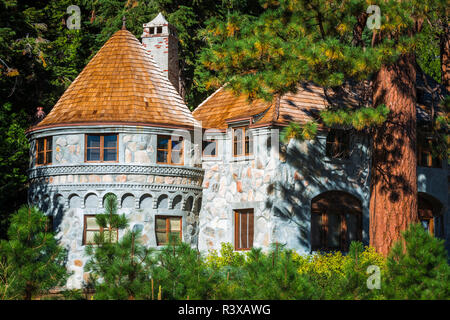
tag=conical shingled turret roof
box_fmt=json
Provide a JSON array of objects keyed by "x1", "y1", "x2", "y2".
[{"x1": 31, "y1": 29, "x2": 195, "y2": 131}]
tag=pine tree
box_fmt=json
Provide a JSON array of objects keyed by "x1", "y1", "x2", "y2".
[
  {"x1": 383, "y1": 223, "x2": 450, "y2": 299},
  {"x1": 0, "y1": 206, "x2": 69, "y2": 300},
  {"x1": 198, "y1": 0, "x2": 449, "y2": 255},
  {"x1": 232, "y1": 244, "x2": 317, "y2": 299},
  {"x1": 150, "y1": 239, "x2": 221, "y2": 300},
  {"x1": 84, "y1": 194, "x2": 157, "y2": 300}
]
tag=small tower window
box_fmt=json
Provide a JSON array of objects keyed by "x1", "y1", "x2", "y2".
[
  {"x1": 83, "y1": 215, "x2": 118, "y2": 245},
  {"x1": 155, "y1": 216, "x2": 182, "y2": 245},
  {"x1": 156, "y1": 26, "x2": 163, "y2": 34},
  {"x1": 157, "y1": 135, "x2": 184, "y2": 165},
  {"x1": 85, "y1": 134, "x2": 118, "y2": 162},
  {"x1": 36, "y1": 137, "x2": 52, "y2": 166},
  {"x1": 149, "y1": 27, "x2": 155, "y2": 34}
]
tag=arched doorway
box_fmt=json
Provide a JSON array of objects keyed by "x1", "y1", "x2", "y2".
[
  {"x1": 418, "y1": 193, "x2": 444, "y2": 238},
  {"x1": 311, "y1": 191, "x2": 362, "y2": 252}
]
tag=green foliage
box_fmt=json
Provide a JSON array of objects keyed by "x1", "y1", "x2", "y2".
[
  {"x1": 383, "y1": 223, "x2": 450, "y2": 299},
  {"x1": 205, "y1": 242, "x2": 245, "y2": 268},
  {"x1": 0, "y1": 206, "x2": 69, "y2": 300},
  {"x1": 151, "y1": 239, "x2": 222, "y2": 300},
  {"x1": 234, "y1": 245, "x2": 318, "y2": 299},
  {"x1": 84, "y1": 194, "x2": 152, "y2": 300},
  {"x1": 294, "y1": 242, "x2": 386, "y2": 300},
  {"x1": 85, "y1": 229, "x2": 156, "y2": 300}
]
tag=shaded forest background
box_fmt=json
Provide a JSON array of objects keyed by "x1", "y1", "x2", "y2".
[{"x1": 0, "y1": 0, "x2": 443, "y2": 238}]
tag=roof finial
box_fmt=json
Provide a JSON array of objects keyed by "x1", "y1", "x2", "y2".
[{"x1": 122, "y1": 16, "x2": 126, "y2": 30}]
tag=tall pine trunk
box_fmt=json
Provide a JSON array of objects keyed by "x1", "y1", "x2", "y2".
[
  {"x1": 369, "y1": 53, "x2": 419, "y2": 256},
  {"x1": 440, "y1": 24, "x2": 450, "y2": 92}
]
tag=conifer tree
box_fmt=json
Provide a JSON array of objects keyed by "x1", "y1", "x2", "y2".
[
  {"x1": 84, "y1": 194, "x2": 157, "y2": 300},
  {"x1": 0, "y1": 206, "x2": 68, "y2": 300},
  {"x1": 198, "y1": 0, "x2": 449, "y2": 255},
  {"x1": 233, "y1": 244, "x2": 317, "y2": 299},
  {"x1": 383, "y1": 223, "x2": 450, "y2": 299},
  {"x1": 151, "y1": 239, "x2": 221, "y2": 300}
]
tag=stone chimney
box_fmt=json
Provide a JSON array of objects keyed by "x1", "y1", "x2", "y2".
[{"x1": 141, "y1": 13, "x2": 180, "y2": 94}]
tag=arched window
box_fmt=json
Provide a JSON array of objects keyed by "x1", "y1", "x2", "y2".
[
  {"x1": 418, "y1": 193, "x2": 444, "y2": 238},
  {"x1": 311, "y1": 191, "x2": 362, "y2": 252}
]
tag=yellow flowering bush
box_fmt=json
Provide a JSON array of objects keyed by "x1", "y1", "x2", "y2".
[{"x1": 205, "y1": 242, "x2": 246, "y2": 268}]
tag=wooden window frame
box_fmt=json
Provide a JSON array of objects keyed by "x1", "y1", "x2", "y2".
[
  {"x1": 232, "y1": 127, "x2": 253, "y2": 157},
  {"x1": 311, "y1": 192, "x2": 362, "y2": 252},
  {"x1": 156, "y1": 135, "x2": 184, "y2": 165},
  {"x1": 418, "y1": 195, "x2": 444, "y2": 237},
  {"x1": 85, "y1": 134, "x2": 118, "y2": 163},
  {"x1": 36, "y1": 137, "x2": 52, "y2": 166},
  {"x1": 82, "y1": 215, "x2": 119, "y2": 245},
  {"x1": 313, "y1": 212, "x2": 361, "y2": 252},
  {"x1": 155, "y1": 215, "x2": 182, "y2": 246},
  {"x1": 234, "y1": 209, "x2": 254, "y2": 251},
  {"x1": 325, "y1": 129, "x2": 350, "y2": 159},
  {"x1": 417, "y1": 138, "x2": 442, "y2": 168},
  {"x1": 202, "y1": 139, "x2": 218, "y2": 158}
]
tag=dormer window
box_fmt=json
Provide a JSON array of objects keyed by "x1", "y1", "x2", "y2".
[
  {"x1": 232, "y1": 127, "x2": 253, "y2": 157},
  {"x1": 326, "y1": 129, "x2": 349, "y2": 159},
  {"x1": 36, "y1": 137, "x2": 52, "y2": 166},
  {"x1": 85, "y1": 134, "x2": 118, "y2": 162}
]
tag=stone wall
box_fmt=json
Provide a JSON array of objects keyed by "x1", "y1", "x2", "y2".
[
  {"x1": 198, "y1": 128, "x2": 372, "y2": 254},
  {"x1": 27, "y1": 126, "x2": 203, "y2": 289}
]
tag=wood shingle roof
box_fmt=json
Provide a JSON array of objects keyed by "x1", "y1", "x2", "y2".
[{"x1": 31, "y1": 29, "x2": 195, "y2": 131}]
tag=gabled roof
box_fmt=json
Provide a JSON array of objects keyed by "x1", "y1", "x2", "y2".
[
  {"x1": 30, "y1": 29, "x2": 195, "y2": 131},
  {"x1": 192, "y1": 84, "x2": 331, "y2": 130},
  {"x1": 193, "y1": 75, "x2": 446, "y2": 130}
]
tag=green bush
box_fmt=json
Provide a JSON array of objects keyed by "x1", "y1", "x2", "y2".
[{"x1": 383, "y1": 223, "x2": 450, "y2": 299}]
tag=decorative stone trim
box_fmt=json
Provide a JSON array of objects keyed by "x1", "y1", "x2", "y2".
[
  {"x1": 28, "y1": 164, "x2": 204, "y2": 179},
  {"x1": 31, "y1": 183, "x2": 203, "y2": 193}
]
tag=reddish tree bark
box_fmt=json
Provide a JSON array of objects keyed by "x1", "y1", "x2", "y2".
[
  {"x1": 440, "y1": 23, "x2": 450, "y2": 92},
  {"x1": 369, "y1": 53, "x2": 419, "y2": 256}
]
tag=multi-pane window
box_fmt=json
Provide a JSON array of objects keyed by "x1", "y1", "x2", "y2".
[
  {"x1": 36, "y1": 137, "x2": 52, "y2": 165},
  {"x1": 325, "y1": 129, "x2": 350, "y2": 159},
  {"x1": 157, "y1": 135, "x2": 184, "y2": 165},
  {"x1": 202, "y1": 139, "x2": 217, "y2": 157},
  {"x1": 418, "y1": 194, "x2": 444, "y2": 238},
  {"x1": 83, "y1": 215, "x2": 118, "y2": 245},
  {"x1": 311, "y1": 191, "x2": 362, "y2": 252},
  {"x1": 232, "y1": 127, "x2": 253, "y2": 157},
  {"x1": 155, "y1": 216, "x2": 182, "y2": 245},
  {"x1": 234, "y1": 209, "x2": 254, "y2": 250},
  {"x1": 85, "y1": 134, "x2": 118, "y2": 162},
  {"x1": 417, "y1": 137, "x2": 442, "y2": 168}
]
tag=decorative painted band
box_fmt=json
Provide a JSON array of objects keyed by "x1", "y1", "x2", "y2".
[{"x1": 28, "y1": 164, "x2": 204, "y2": 179}]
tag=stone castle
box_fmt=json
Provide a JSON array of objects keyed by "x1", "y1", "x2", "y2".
[{"x1": 26, "y1": 14, "x2": 449, "y2": 288}]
